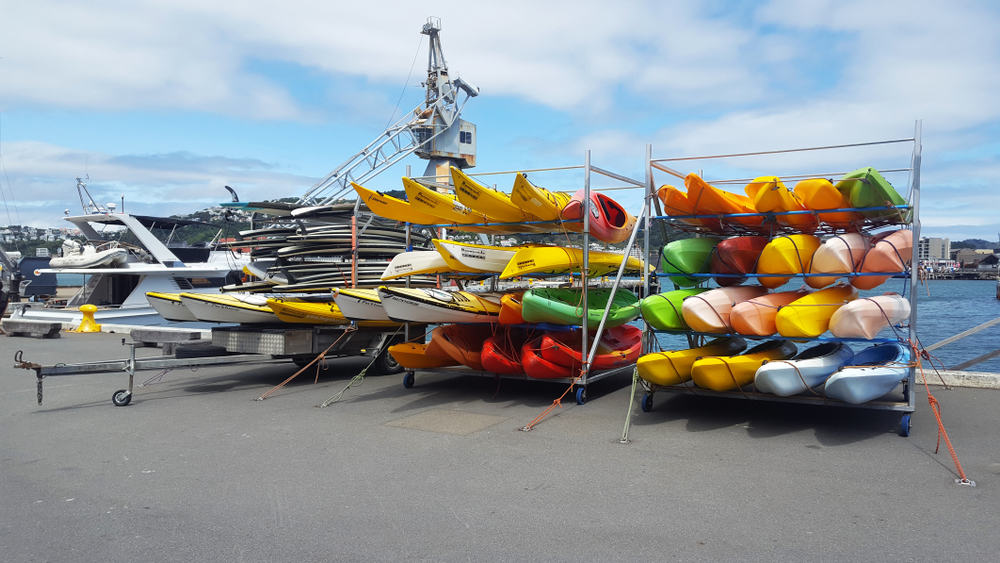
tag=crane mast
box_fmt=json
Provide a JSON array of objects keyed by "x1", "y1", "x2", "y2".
[{"x1": 299, "y1": 16, "x2": 479, "y2": 205}]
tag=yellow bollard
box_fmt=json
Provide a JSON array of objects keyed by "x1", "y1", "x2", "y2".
[{"x1": 75, "y1": 304, "x2": 102, "y2": 333}]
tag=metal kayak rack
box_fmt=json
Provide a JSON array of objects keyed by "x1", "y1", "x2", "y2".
[{"x1": 13, "y1": 340, "x2": 275, "y2": 407}]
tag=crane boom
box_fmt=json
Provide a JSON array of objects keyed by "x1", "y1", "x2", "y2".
[{"x1": 300, "y1": 16, "x2": 478, "y2": 205}]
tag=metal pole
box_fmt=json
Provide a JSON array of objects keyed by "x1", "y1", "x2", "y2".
[
  {"x1": 581, "y1": 151, "x2": 591, "y2": 386},
  {"x1": 907, "y1": 120, "x2": 922, "y2": 411},
  {"x1": 643, "y1": 144, "x2": 653, "y2": 355}
]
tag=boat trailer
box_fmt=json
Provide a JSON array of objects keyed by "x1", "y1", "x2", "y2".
[{"x1": 13, "y1": 340, "x2": 275, "y2": 406}]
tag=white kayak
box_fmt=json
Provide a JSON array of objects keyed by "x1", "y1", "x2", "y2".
[
  {"x1": 146, "y1": 291, "x2": 198, "y2": 322},
  {"x1": 754, "y1": 342, "x2": 855, "y2": 397},
  {"x1": 332, "y1": 288, "x2": 390, "y2": 321},
  {"x1": 431, "y1": 239, "x2": 523, "y2": 273},
  {"x1": 828, "y1": 293, "x2": 911, "y2": 339},
  {"x1": 824, "y1": 342, "x2": 910, "y2": 404},
  {"x1": 377, "y1": 286, "x2": 502, "y2": 324}
]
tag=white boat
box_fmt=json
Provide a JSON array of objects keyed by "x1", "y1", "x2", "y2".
[
  {"x1": 754, "y1": 342, "x2": 855, "y2": 397},
  {"x1": 178, "y1": 292, "x2": 279, "y2": 324},
  {"x1": 332, "y1": 288, "x2": 390, "y2": 321},
  {"x1": 9, "y1": 179, "x2": 250, "y2": 326},
  {"x1": 824, "y1": 342, "x2": 910, "y2": 404},
  {"x1": 828, "y1": 293, "x2": 911, "y2": 339},
  {"x1": 48, "y1": 240, "x2": 128, "y2": 269}
]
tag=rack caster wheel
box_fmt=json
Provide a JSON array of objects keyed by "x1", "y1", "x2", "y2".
[
  {"x1": 402, "y1": 372, "x2": 415, "y2": 389},
  {"x1": 897, "y1": 413, "x2": 911, "y2": 437},
  {"x1": 641, "y1": 393, "x2": 654, "y2": 412},
  {"x1": 112, "y1": 389, "x2": 132, "y2": 407},
  {"x1": 575, "y1": 387, "x2": 587, "y2": 405}
]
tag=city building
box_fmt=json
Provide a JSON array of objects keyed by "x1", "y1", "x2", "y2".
[{"x1": 917, "y1": 237, "x2": 950, "y2": 261}]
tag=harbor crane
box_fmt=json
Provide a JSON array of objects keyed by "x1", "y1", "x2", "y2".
[{"x1": 298, "y1": 16, "x2": 479, "y2": 205}]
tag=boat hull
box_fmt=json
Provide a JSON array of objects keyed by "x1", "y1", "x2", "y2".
[{"x1": 774, "y1": 284, "x2": 858, "y2": 338}]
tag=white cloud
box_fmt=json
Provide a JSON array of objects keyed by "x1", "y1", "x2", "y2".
[{"x1": 0, "y1": 141, "x2": 315, "y2": 227}]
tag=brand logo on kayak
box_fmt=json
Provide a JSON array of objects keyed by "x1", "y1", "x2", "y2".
[{"x1": 517, "y1": 259, "x2": 535, "y2": 268}]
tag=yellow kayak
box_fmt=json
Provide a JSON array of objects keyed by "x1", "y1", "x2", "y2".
[
  {"x1": 451, "y1": 166, "x2": 540, "y2": 223},
  {"x1": 636, "y1": 337, "x2": 747, "y2": 387},
  {"x1": 266, "y1": 297, "x2": 349, "y2": 325},
  {"x1": 691, "y1": 340, "x2": 798, "y2": 391},
  {"x1": 499, "y1": 246, "x2": 647, "y2": 279},
  {"x1": 744, "y1": 176, "x2": 818, "y2": 232},
  {"x1": 510, "y1": 173, "x2": 575, "y2": 225},
  {"x1": 351, "y1": 182, "x2": 442, "y2": 225},
  {"x1": 775, "y1": 284, "x2": 858, "y2": 338},
  {"x1": 402, "y1": 177, "x2": 490, "y2": 226},
  {"x1": 756, "y1": 234, "x2": 822, "y2": 288}
]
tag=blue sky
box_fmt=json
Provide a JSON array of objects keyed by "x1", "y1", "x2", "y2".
[{"x1": 1, "y1": 0, "x2": 998, "y2": 241}]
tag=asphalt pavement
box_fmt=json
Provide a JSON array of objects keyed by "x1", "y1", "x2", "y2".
[{"x1": 1, "y1": 331, "x2": 998, "y2": 562}]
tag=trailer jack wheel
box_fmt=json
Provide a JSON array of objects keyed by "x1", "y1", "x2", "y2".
[{"x1": 112, "y1": 389, "x2": 132, "y2": 407}]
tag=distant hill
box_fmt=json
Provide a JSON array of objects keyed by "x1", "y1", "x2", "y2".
[{"x1": 952, "y1": 239, "x2": 999, "y2": 250}]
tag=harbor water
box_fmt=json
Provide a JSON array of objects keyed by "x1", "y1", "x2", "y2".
[{"x1": 654, "y1": 278, "x2": 1000, "y2": 373}]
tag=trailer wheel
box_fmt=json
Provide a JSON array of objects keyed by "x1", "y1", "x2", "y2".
[
  {"x1": 373, "y1": 348, "x2": 402, "y2": 375},
  {"x1": 112, "y1": 389, "x2": 132, "y2": 407}
]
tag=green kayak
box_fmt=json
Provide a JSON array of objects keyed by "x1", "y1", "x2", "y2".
[
  {"x1": 661, "y1": 237, "x2": 718, "y2": 288},
  {"x1": 521, "y1": 288, "x2": 640, "y2": 328},
  {"x1": 834, "y1": 167, "x2": 910, "y2": 221},
  {"x1": 640, "y1": 288, "x2": 708, "y2": 331}
]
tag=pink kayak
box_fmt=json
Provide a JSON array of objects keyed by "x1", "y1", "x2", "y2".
[
  {"x1": 852, "y1": 230, "x2": 913, "y2": 290},
  {"x1": 681, "y1": 285, "x2": 769, "y2": 333}
]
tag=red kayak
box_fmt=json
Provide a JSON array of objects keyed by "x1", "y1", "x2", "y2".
[
  {"x1": 539, "y1": 325, "x2": 642, "y2": 370},
  {"x1": 560, "y1": 189, "x2": 637, "y2": 244},
  {"x1": 710, "y1": 236, "x2": 769, "y2": 287},
  {"x1": 522, "y1": 336, "x2": 575, "y2": 379},
  {"x1": 431, "y1": 324, "x2": 495, "y2": 370},
  {"x1": 481, "y1": 328, "x2": 531, "y2": 374}
]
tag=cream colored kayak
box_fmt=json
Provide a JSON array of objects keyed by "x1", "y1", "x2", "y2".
[
  {"x1": 680, "y1": 285, "x2": 769, "y2": 333},
  {"x1": 829, "y1": 293, "x2": 911, "y2": 339},
  {"x1": 499, "y1": 246, "x2": 647, "y2": 278},
  {"x1": 179, "y1": 292, "x2": 279, "y2": 324},
  {"x1": 381, "y1": 250, "x2": 454, "y2": 280},
  {"x1": 432, "y1": 239, "x2": 522, "y2": 273},
  {"x1": 351, "y1": 181, "x2": 443, "y2": 225},
  {"x1": 509, "y1": 173, "x2": 575, "y2": 225},
  {"x1": 806, "y1": 233, "x2": 870, "y2": 289},
  {"x1": 333, "y1": 288, "x2": 389, "y2": 321}
]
